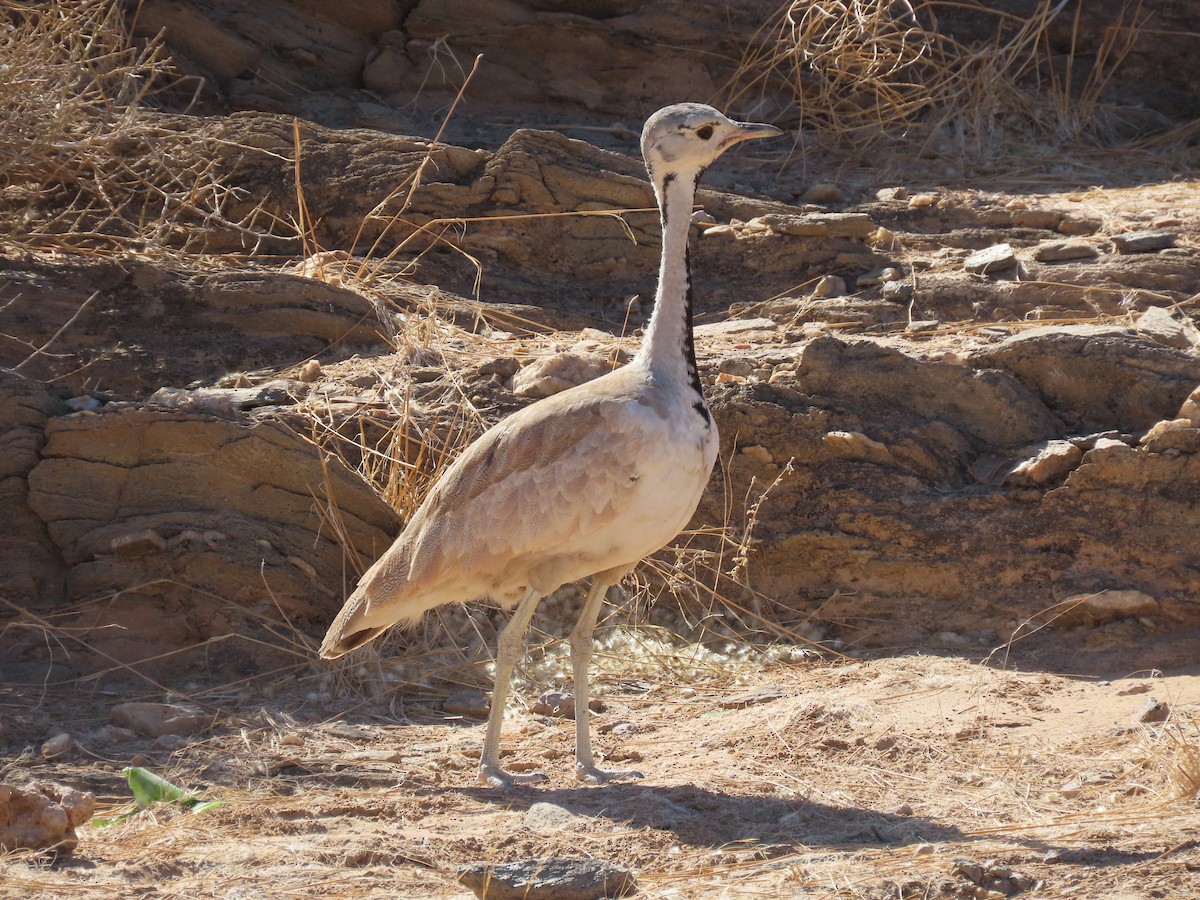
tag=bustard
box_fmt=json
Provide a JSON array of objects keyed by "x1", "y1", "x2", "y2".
[{"x1": 320, "y1": 103, "x2": 780, "y2": 787}]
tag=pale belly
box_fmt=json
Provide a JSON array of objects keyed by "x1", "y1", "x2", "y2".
[{"x1": 501, "y1": 409, "x2": 718, "y2": 599}]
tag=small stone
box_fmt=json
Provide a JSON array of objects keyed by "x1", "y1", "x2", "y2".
[
  {"x1": 1134, "y1": 697, "x2": 1170, "y2": 724},
  {"x1": 1005, "y1": 440, "x2": 1084, "y2": 485},
  {"x1": 1034, "y1": 240, "x2": 1099, "y2": 262},
  {"x1": 812, "y1": 274, "x2": 847, "y2": 298},
  {"x1": 690, "y1": 209, "x2": 716, "y2": 226},
  {"x1": 443, "y1": 691, "x2": 490, "y2": 718},
  {"x1": 718, "y1": 357, "x2": 755, "y2": 378},
  {"x1": 523, "y1": 801, "x2": 576, "y2": 833},
  {"x1": 876, "y1": 186, "x2": 909, "y2": 201},
  {"x1": 296, "y1": 359, "x2": 322, "y2": 382},
  {"x1": 802, "y1": 182, "x2": 845, "y2": 204},
  {"x1": 881, "y1": 280, "x2": 913, "y2": 302},
  {"x1": 1113, "y1": 230, "x2": 1178, "y2": 254},
  {"x1": 1057, "y1": 216, "x2": 1101, "y2": 236},
  {"x1": 111, "y1": 702, "x2": 205, "y2": 739},
  {"x1": 1136, "y1": 306, "x2": 1200, "y2": 349},
  {"x1": 533, "y1": 690, "x2": 576, "y2": 718},
  {"x1": 156, "y1": 733, "x2": 185, "y2": 750},
  {"x1": 457, "y1": 858, "x2": 637, "y2": 900},
  {"x1": 279, "y1": 733, "x2": 305, "y2": 747},
  {"x1": 1181, "y1": 387, "x2": 1200, "y2": 426},
  {"x1": 869, "y1": 226, "x2": 897, "y2": 247},
  {"x1": 91, "y1": 724, "x2": 138, "y2": 744},
  {"x1": 41, "y1": 732, "x2": 73, "y2": 760},
  {"x1": 823, "y1": 430, "x2": 894, "y2": 465},
  {"x1": 907, "y1": 192, "x2": 936, "y2": 208},
  {"x1": 65, "y1": 395, "x2": 101, "y2": 412},
  {"x1": 932, "y1": 631, "x2": 969, "y2": 648},
  {"x1": 1140, "y1": 418, "x2": 1200, "y2": 453},
  {"x1": 760, "y1": 212, "x2": 875, "y2": 239},
  {"x1": 1063, "y1": 589, "x2": 1158, "y2": 627},
  {"x1": 856, "y1": 268, "x2": 894, "y2": 288},
  {"x1": 964, "y1": 243, "x2": 1016, "y2": 275},
  {"x1": 0, "y1": 783, "x2": 94, "y2": 854},
  {"x1": 741, "y1": 445, "x2": 774, "y2": 465},
  {"x1": 719, "y1": 685, "x2": 788, "y2": 709},
  {"x1": 111, "y1": 529, "x2": 168, "y2": 557}
]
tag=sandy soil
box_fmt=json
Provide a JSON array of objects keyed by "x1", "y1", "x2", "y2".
[{"x1": 4, "y1": 643, "x2": 1200, "y2": 898}]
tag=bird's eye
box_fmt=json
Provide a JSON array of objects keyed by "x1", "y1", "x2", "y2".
[{"x1": 695, "y1": 125, "x2": 714, "y2": 140}]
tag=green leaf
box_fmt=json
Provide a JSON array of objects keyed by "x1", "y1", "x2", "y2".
[{"x1": 119, "y1": 766, "x2": 223, "y2": 813}]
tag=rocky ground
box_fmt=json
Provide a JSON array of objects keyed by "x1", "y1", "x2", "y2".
[{"x1": 2, "y1": 1, "x2": 1200, "y2": 897}]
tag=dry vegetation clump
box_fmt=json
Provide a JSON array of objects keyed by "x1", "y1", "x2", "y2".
[
  {"x1": 0, "y1": 0, "x2": 258, "y2": 252},
  {"x1": 729, "y1": 0, "x2": 1153, "y2": 158}
]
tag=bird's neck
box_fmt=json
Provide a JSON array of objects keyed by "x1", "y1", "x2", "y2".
[{"x1": 636, "y1": 169, "x2": 704, "y2": 400}]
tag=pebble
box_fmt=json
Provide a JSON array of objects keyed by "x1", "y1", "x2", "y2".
[
  {"x1": 907, "y1": 192, "x2": 936, "y2": 208},
  {"x1": 876, "y1": 186, "x2": 909, "y2": 201},
  {"x1": 41, "y1": 732, "x2": 73, "y2": 760},
  {"x1": 1069, "y1": 588, "x2": 1157, "y2": 622},
  {"x1": 760, "y1": 212, "x2": 875, "y2": 239},
  {"x1": 1034, "y1": 239, "x2": 1099, "y2": 262},
  {"x1": 1135, "y1": 306, "x2": 1200, "y2": 350},
  {"x1": 111, "y1": 529, "x2": 168, "y2": 557},
  {"x1": 1057, "y1": 216, "x2": 1101, "y2": 236},
  {"x1": 296, "y1": 359, "x2": 322, "y2": 382},
  {"x1": 964, "y1": 243, "x2": 1017, "y2": 275},
  {"x1": 1181, "y1": 386, "x2": 1200, "y2": 426},
  {"x1": 523, "y1": 802, "x2": 577, "y2": 833},
  {"x1": 1112, "y1": 229, "x2": 1177, "y2": 254},
  {"x1": 741, "y1": 444, "x2": 774, "y2": 465},
  {"x1": 932, "y1": 631, "x2": 969, "y2": 648},
  {"x1": 443, "y1": 691, "x2": 490, "y2": 718},
  {"x1": 719, "y1": 685, "x2": 788, "y2": 709},
  {"x1": 1134, "y1": 697, "x2": 1170, "y2": 724},
  {"x1": 812, "y1": 274, "x2": 847, "y2": 298},
  {"x1": 532, "y1": 690, "x2": 603, "y2": 718},
  {"x1": 718, "y1": 357, "x2": 756, "y2": 378},
  {"x1": 881, "y1": 280, "x2": 913, "y2": 302},
  {"x1": 457, "y1": 858, "x2": 637, "y2": 900},
  {"x1": 91, "y1": 724, "x2": 138, "y2": 744},
  {"x1": 1005, "y1": 440, "x2": 1083, "y2": 485},
  {"x1": 857, "y1": 267, "x2": 900, "y2": 287},
  {"x1": 802, "y1": 182, "x2": 845, "y2": 204},
  {"x1": 110, "y1": 702, "x2": 205, "y2": 739}
]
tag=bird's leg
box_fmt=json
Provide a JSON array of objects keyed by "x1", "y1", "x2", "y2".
[
  {"x1": 479, "y1": 585, "x2": 546, "y2": 788},
  {"x1": 569, "y1": 576, "x2": 644, "y2": 785}
]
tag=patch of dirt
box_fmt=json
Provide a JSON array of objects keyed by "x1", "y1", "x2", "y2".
[{"x1": 3, "y1": 655, "x2": 1200, "y2": 897}]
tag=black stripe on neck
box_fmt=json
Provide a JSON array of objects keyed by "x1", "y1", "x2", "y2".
[
  {"x1": 660, "y1": 172, "x2": 676, "y2": 227},
  {"x1": 683, "y1": 245, "x2": 711, "y2": 424}
]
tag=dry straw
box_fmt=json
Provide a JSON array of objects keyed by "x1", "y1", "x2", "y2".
[
  {"x1": 0, "y1": 0, "x2": 257, "y2": 252},
  {"x1": 727, "y1": 0, "x2": 1150, "y2": 158}
]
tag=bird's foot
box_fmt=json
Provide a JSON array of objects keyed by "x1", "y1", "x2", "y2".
[
  {"x1": 478, "y1": 763, "x2": 549, "y2": 788},
  {"x1": 575, "y1": 763, "x2": 644, "y2": 786}
]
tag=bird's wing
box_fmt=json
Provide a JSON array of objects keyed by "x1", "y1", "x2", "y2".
[{"x1": 403, "y1": 375, "x2": 653, "y2": 591}]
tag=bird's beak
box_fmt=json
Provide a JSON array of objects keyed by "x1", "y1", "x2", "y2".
[{"x1": 724, "y1": 120, "x2": 784, "y2": 147}]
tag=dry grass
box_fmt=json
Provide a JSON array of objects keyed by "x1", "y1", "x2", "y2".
[
  {"x1": 0, "y1": 0, "x2": 258, "y2": 252},
  {"x1": 728, "y1": 0, "x2": 1153, "y2": 159}
]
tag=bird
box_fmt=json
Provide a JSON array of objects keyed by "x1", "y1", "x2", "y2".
[{"x1": 320, "y1": 103, "x2": 781, "y2": 787}]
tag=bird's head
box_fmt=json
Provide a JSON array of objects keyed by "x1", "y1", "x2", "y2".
[{"x1": 640, "y1": 102, "x2": 781, "y2": 183}]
